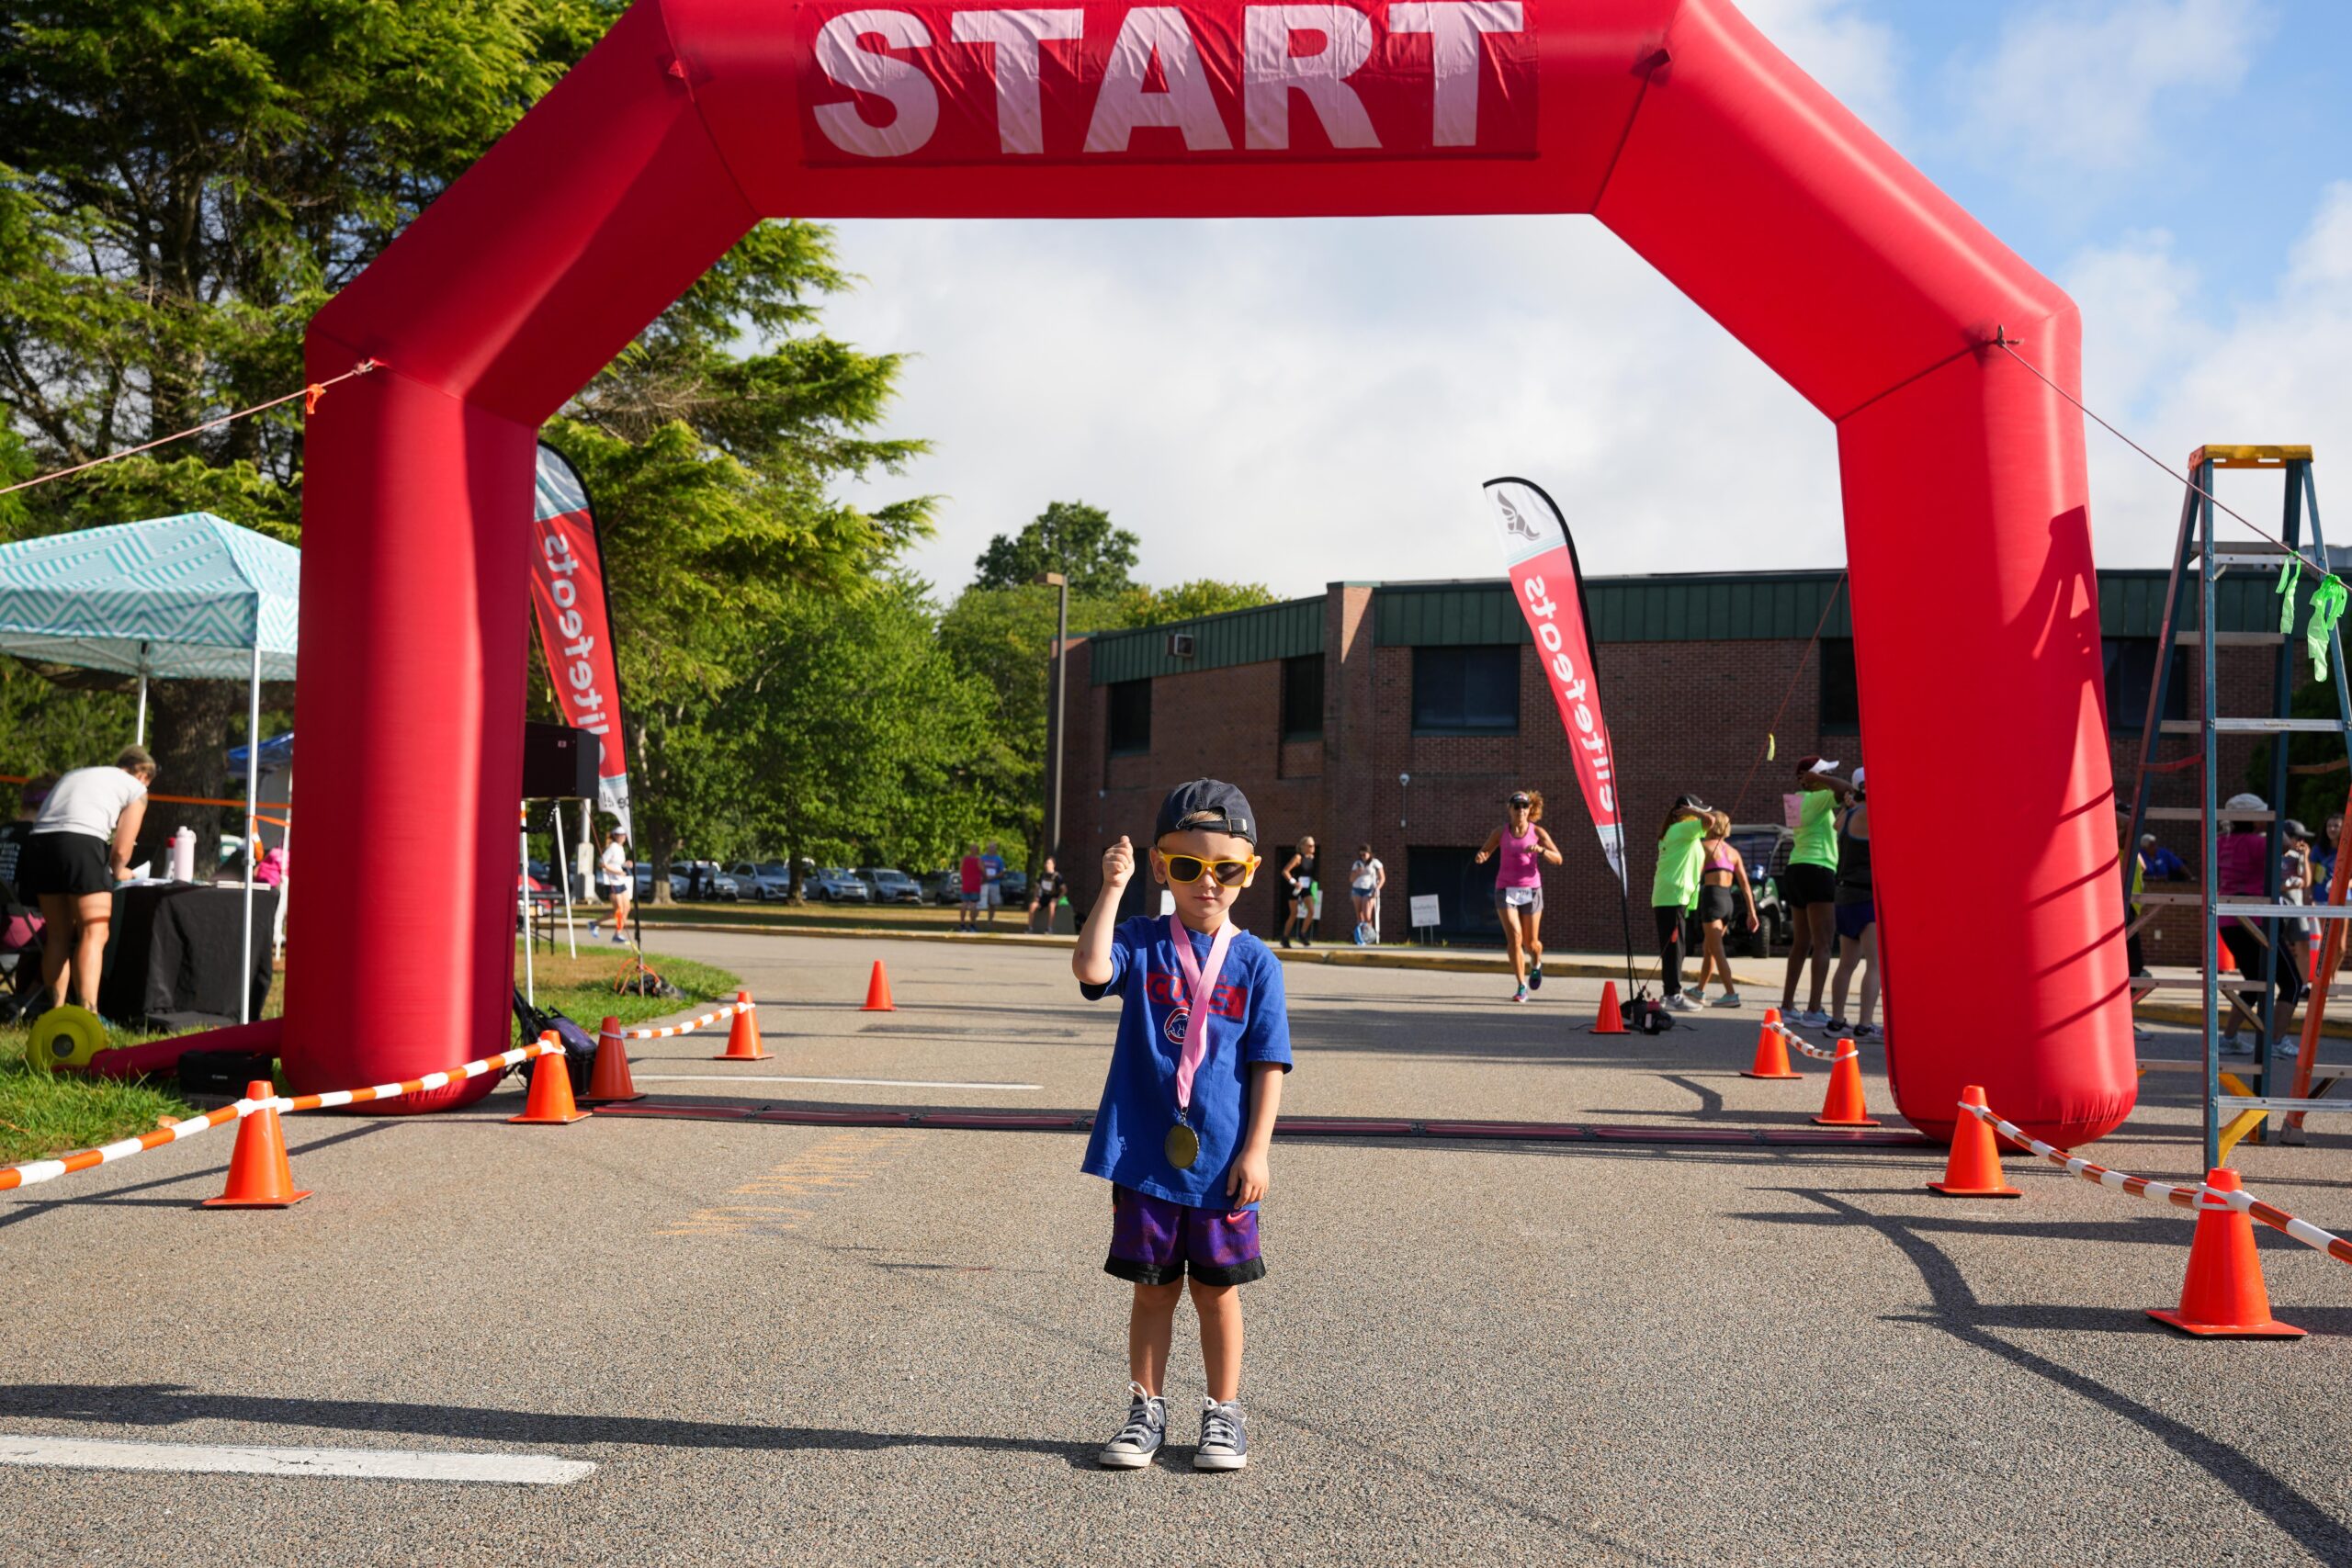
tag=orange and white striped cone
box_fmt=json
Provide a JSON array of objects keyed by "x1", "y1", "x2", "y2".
[
  {"x1": 1742, "y1": 1009, "x2": 1802, "y2": 1079},
  {"x1": 583, "y1": 1016, "x2": 643, "y2": 1103},
  {"x1": 715, "y1": 991, "x2": 768, "y2": 1060},
  {"x1": 509, "y1": 1034, "x2": 589, "y2": 1124},
  {"x1": 201, "y1": 1082, "x2": 311, "y2": 1208},
  {"x1": 1812, "y1": 1043, "x2": 1881, "y2": 1127}
]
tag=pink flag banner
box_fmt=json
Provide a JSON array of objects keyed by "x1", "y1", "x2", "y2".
[
  {"x1": 1482, "y1": 477, "x2": 1623, "y2": 887},
  {"x1": 530, "y1": 445, "x2": 631, "y2": 833}
]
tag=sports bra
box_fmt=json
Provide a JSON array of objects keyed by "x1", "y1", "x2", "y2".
[{"x1": 1704, "y1": 841, "x2": 1737, "y2": 873}]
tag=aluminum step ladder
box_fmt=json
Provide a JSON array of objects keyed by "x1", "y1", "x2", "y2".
[{"x1": 2121, "y1": 446, "x2": 2351, "y2": 1168}]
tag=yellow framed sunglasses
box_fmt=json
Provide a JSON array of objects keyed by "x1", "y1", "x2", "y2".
[{"x1": 1157, "y1": 852, "x2": 1259, "y2": 887}]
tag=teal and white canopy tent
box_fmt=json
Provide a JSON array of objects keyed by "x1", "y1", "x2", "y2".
[{"x1": 0, "y1": 513, "x2": 300, "y2": 1021}]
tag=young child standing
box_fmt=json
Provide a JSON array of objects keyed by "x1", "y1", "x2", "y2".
[{"x1": 1075, "y1": 780, "x2": 1292, "y2": 1472}]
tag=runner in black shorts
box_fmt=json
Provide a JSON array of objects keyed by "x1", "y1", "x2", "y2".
[{"x1": 1780, "y1": 757, "x2": 1854, "y2": 1028}]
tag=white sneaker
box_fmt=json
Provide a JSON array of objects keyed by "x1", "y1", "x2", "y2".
[{"x1": 1663, "y1": 993, "x2": 1699, "y2": 1012}]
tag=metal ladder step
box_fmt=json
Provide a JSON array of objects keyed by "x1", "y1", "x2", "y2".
[
  {"x1": 2158, "y1": 717, "x2": 2348, "y2": 734},
  {"x1": 2134, "y1": 891, "x2": 2209, "y2": 906},
  {"x1": 2213, "y1": 899, "x2": 2352, "y2": 919},
  {"x1": 2210, "y1": 631, "x2": 2288, "y2": 646},
  {"x1": 2189, "y1": 539, "x2": 2295, "y2": 557},
  {"x1": 2141, "y1": 807, "x2": 2275, "y2": 822}
]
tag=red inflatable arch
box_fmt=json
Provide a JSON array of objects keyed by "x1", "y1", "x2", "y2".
[{"x1": 292, "y1": 0, "x2": 2135, "y2": 1143}]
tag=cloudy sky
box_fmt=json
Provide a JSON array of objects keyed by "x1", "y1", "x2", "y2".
[{"x1": 813, "y1": 0, "x2": 2352, "y2": 601}]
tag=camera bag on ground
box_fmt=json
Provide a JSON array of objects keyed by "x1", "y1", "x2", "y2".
[{"x1": 511, "y1": 989, "x2": 598, "y2": 1094}]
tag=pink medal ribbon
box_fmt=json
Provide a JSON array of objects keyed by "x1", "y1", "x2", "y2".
[{"x1": 1166, "y1": 913, "x2": 1237, "y2": 1122}]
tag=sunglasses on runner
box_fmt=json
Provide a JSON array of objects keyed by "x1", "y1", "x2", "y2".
[
  {"x1": 1158, "y1": 852, "x2": 1258, "y2": 886},
  {"x1": 1508, "y1": 795, "x2": 1532, "y2": 809}
]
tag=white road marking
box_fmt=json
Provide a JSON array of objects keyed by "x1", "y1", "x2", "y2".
[
  {"x1": 0, "y1": 1434, "x2": 594, "y2": 1485},
  {"x1": 633, "y1": 1074, "x2": 1042, "y2": 1091}
]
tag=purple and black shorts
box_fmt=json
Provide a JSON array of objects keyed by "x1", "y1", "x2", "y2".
[{"x1": 1105, "y1": 1185, "x2": 1265, "y2": 1287}]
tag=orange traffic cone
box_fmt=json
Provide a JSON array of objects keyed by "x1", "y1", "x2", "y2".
[
  {"x1": 2217, "y1": 937, "x2": 2237, "y2": 976},
  {"x1": 509, "y1": 1034, "x2": 589, "y2": 1124},
  {"x1": 1742, "y1": 1009, "x2": 1802, "y2": 1079},
  {"x1": 583, "y1": 1015, "x2": 644, "y2": 1103},
  {"x1": 862, "y1": 962, "x2": 896, "y2": 1013},
  {"x1": 715, "y1": 991, "x2": 769, "y2": 1060},
  {"x1": 1589, "y1": 980, "x2": 1626, "y2": 1034},
  {"x1": 1928, "y1": 1086, "x2": 2021, "y2": 1197},
  {"x1": 202, "y1": 1081, "x2": 311, "y2": 1208},
  {"x1": 2147, "y1": 1168, "x2": 2304, "y2": 1337},
  {"x1": 1812, "y1": 1041, "x2": 1882, "y2": 1126}
]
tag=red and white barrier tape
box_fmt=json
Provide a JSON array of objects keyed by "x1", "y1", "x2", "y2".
[
  {"x1": 1960, "y1": 1099, "x2": 2352, "y2": 1267},
  {"x1": 621, "y1": 1000, "x2": 749, "y2": 1041},
  {"x1": 0, "y1": 1040, "x2": 563, "y2": 1194},
  {"x1": 1770, "y1": 1021, "x2": 1857, "y2": 1064}
]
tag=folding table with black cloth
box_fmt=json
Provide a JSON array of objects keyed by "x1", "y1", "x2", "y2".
[{"x1": 99, "y1": 884, "x2": 277, "y2": 1028}]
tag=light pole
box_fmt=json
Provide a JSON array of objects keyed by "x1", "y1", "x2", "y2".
[{"x1": 1035, "y1": 571, "x2": 1069, "y2": 877}]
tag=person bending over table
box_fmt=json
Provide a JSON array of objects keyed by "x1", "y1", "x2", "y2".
[{"x1": 17, "y1": 747, "x2": 154, "y2": 1019}]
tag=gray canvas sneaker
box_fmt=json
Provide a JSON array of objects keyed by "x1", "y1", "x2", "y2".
[
  {"x1": 1193, "y1": 1397, "x2": 1249, "y2": 1472},
  {"x1": 1098, "y1": 1382, "x2": 1166, "y2": 1469}
]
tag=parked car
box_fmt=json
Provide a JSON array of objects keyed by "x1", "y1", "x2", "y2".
[
  {"x1": 731, "y1": 861, "x2": 793, "y2": 902},
  {"x1": 631, "y1": 863, "x2": 672, "y2": 900},
  {"x1": 807, "y1": 866, "x2": 872, "y2": 903},
  {"x1": 997, "y1": 867, "x2": 1029, "y2": 904},
  {"x1": 921, "y1": 867, "x2": 962, "y2": 905},
  {"x1": 1724, "y1": 824, "x2": 1793, "y2": 957},
  {"x1": 856, "y1": 866, "x2": 922, "y2": 904},
  {"x1": 665, "y1": 859, "x2": 740, "y2": 901}
]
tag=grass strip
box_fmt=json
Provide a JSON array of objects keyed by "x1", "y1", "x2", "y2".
[{"x1": 0, "y1": 940, "x2": 736, "y2": 1167}]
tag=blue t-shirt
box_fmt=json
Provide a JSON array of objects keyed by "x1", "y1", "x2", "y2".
[
  {"x1": 980, "y1": 852, "x2": 1004, "y2": 885},
  {"x1": 1080, "y1": 916, "x2": 1293, "y2": 1209}
]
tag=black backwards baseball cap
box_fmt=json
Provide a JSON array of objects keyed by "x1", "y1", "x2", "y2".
[{"x1": 1155, "y1": 779, "x2": 1258, "y2": 846}]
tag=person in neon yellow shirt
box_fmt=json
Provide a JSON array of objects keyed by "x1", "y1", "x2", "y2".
[
  {"x1": 1780, "y1": 757, "x2": 1854, "y2": 1028},
  {"x1": 1651, "y1": 794, "x2": 1713, "y2": 1010}
]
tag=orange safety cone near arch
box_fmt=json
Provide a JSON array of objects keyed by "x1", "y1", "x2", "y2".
[
  {"x1": 1812, "y1": 1041, "x2": 1882, "y2": 1127},
  {"x1": 584, "y1": 1015, "x2": 644, "y2": 1103},
  {"x1": 1928, "y1": 1086, "x2": 2021, "y2": 1197},
  {"x1": 2147, "y1": 1168, "x2": 2305, "y2": 1337},
  {"x1": 1742, "y1": 1009, "x2": 1802, "y2": 1079},
  {"x1": 1589, "y1": 980, "x2": 1625, "y2": 1034},
  {"x1": 510, "y1": 1033, "x2": 590, "y2": 1124},
  {"x1": 202, "y1": 1081, "x2": 311, "y2": 1208},
  {"x1": 716, "y1": 991, "x2": 769, "y2": 1060},
  {"x1": 862, "y1": 961, "x2": 896, "y2": 1013}
]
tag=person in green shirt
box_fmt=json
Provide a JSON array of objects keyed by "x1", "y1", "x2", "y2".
[
  {"x1": 1651, "y1": 794, "x2": 1713, "y2": 1010},
  {"x1": 1780, "y1": 757, "x2": 1855, "y2": 1027}
]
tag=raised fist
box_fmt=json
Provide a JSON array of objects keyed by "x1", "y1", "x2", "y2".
[{"x1": 1102, "y1": 835, "x2": 1135, "y2": 888}]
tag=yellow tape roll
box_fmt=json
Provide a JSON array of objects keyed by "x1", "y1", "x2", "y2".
[{"x1": 28, "y1": 1005, "x2": 107, "y2": 1072}]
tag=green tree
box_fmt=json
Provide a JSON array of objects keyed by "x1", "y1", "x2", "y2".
[
  {"x1": 971, "y1": 501, "x2": 1140, "y2": 597},
  {"x1": 938, "y1": 583, "x2": 1135, "y2": 864},
  {"x1": 729, "y1": 580, "x2": 996, "y2": 879},
  {"x1": 543, "y1": 225, "x2": 934, "y2": 893},
  {"x1": 1124, "y1": 578, "x2": 1280, "y2": 626},
  {"x1": 0, "y1": 0, "x2": 613, "y2": 847}
]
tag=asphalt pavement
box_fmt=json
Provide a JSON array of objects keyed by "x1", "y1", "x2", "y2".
[{"x1": 5, "y1": 931, "x2": 2351, "y2": 1566}]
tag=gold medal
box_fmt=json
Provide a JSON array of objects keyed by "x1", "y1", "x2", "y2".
[{"x1": 1165, "y1": 1122, "x2": 1201, "y2": 1170}]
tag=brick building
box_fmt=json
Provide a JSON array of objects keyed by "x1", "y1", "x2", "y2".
[{"x1": 1051, "y1": 569, "x2": 2295, "y2": 961}]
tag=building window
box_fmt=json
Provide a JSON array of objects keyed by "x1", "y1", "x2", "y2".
[
  {"x1": 1282, "y1": 654, "x2": 1324, "y2": 741},
  {"x1": 1819, "y1": 638, "x2": 1860, "y2": 734},
  {"x1": 1106, "y1": 678, "x2": 1151, "y2": 757},
  {"x1": 2104, "y1": 637, "x2": 2188, "y2": 733},
  {"x1": 1404, "y1": 846, "x2": 1502, "y2": 940},
  {"x1": 1412, "y1": 646, "x2": 1519, "y2": 735}
]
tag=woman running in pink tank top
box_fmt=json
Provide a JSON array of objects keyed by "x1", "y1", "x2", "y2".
[{"x1": 1475, "y1": 789, "x2": 1564, "y2": 1002}]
